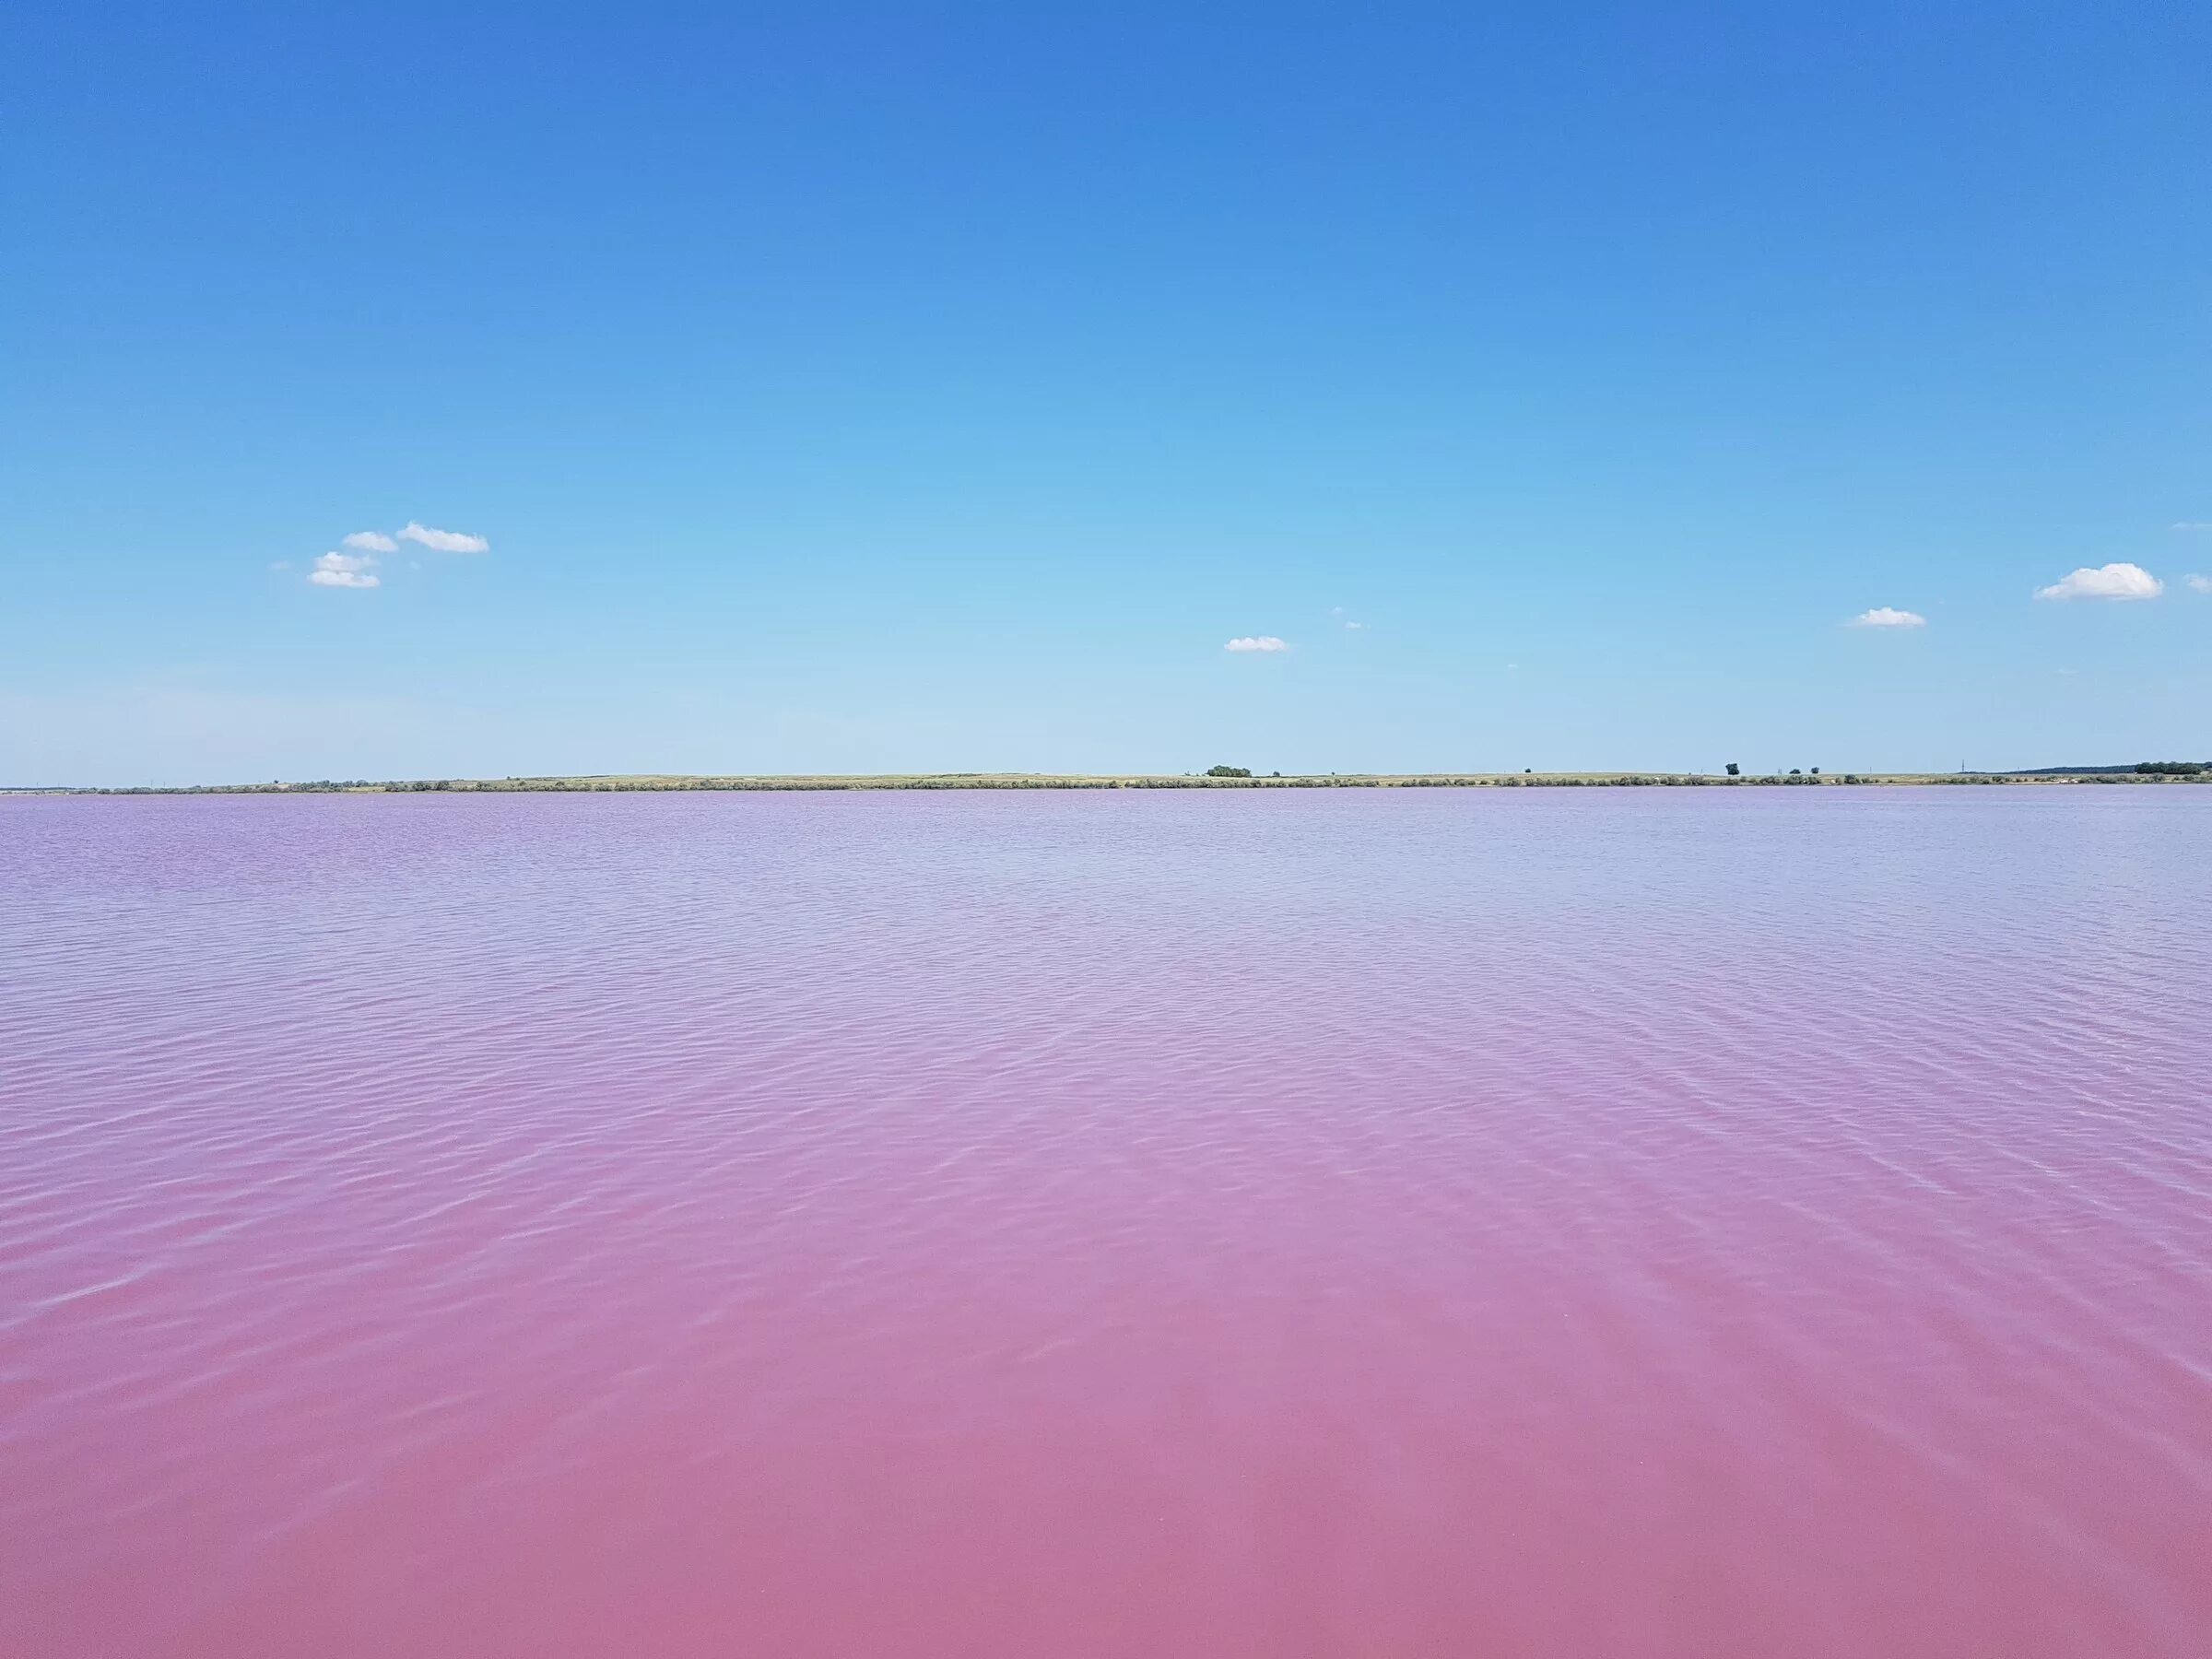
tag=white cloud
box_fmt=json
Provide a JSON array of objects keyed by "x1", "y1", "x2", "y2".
[
  {"x1": 2187, "y1": 574, "x2": 2212, "y2": 594},
  {"x1": 397, "y1": 521, "x2": 489, "y2": 553},
  {"x1": 2171, "y1": 522, "x2": 2212, "y2": 532},
  {"x1": 269, "y1": 560, "x2": 290, "y2": 571},
  {"x1": 1848, "y1": 606, "x2": 1926, "y2": 629},
  {"x1": 1224, "y1": 636, "x2": 1289, "y2": 653},
  {"x1": 309, "y1": 549, "x2": 380, "y2": 588},
  {"x1": 2035, "y1": 562, "x2": 2162, "y2": 601},
  {"x1": 1344, "y1": 619, "x2": 1365, "y2": 629},
  {"x1": 343, "y1": 531, "x2": 398, "y2": 553}
]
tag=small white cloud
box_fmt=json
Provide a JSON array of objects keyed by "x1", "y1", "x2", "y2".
[
  {"x1": 398, "y1": 521, "x2": 489, "y2": 553},
  {"x1": 2187, "y1": 574, "x2": 2212, "y2": 594},
  {"x1": 309, "y1": 549, "x2": 381, "y2": 588},
  {"x1": 269, "y1": 560, "x2": 290, "y2": 571},
  {"x1": 1344, "y1": 619, "x2": 1365, "y2": 629},
  {"x1": 2171, "y1": 522, "x2": 2212, "y2": 532},
  {"x1": 1848, "y1": 606, "x2": 1927, "y2": 629},
  {"x1": 1224, "y1": 636, "x2": 1289, "y2": 653},
  {"x1": 2035, "y1": 562, "x2": 2161, "y2": 601},
  {"x1": 342, "y1": 531, "x2": 398, "y2": 553}
]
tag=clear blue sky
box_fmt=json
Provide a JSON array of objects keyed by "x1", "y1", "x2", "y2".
[{"x1": 6, "y1": 1, "x2": 2207, "y2": 783}]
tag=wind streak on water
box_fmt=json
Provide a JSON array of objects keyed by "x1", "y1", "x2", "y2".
[{"x1": 2, "y1": 789, "x2": 2208, "y2": 1658}]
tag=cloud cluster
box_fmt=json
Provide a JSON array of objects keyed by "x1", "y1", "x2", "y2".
[
  {"x1": 309, "y1": 554, "x2": 381, "y2": 589},
  {"x1": 2035, "y1": 563, "x2": 2162, "y2": 601},
  {"x1": 297, "y1": 522, "x2": 489, "y2": 591},
  {"x1": 1849, "y1": 606, "x2": 1926, "y2": 629},
  {"x1": 1225, "y1": 636, "x2": 1290, "y2": 653},
  {"x1": 2188, "y1": 575, "x2": 2212, "y2": 594}
]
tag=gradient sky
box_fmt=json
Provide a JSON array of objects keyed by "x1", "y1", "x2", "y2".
[{"x1": 6, "y1": 1, "x2": 2208, "y2": 784}]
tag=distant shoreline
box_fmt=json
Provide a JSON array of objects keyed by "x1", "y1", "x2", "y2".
[{"x1": 10, "y1": 770, "x2": 2210, "y2": 796}]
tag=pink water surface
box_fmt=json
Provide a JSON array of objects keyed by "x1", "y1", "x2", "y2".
[{"x1": 3, "y1": 788, "x2": 2208, "y2": 1658}]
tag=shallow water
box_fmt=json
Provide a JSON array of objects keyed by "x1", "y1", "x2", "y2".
[{"x1": 4, "y1": 789, "x2": 2208, "y2": 1658}]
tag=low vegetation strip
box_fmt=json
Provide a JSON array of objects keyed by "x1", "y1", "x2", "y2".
[{"x1": 18, "y1": 768, "x2": 2211, "y2": 796}]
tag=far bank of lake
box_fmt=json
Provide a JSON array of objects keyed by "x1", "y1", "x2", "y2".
[{"x1": 18, "y1": 768, "x2": 2211, "y2": 796}]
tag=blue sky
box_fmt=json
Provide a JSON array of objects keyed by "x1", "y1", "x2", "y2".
[{"x1": 5, "y1": 1, "x2": 2207, "y2": 783}]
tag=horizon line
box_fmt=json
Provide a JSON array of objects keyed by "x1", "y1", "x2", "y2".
[{"x1": 10, "y1": 763, "x2": 2209, "y2": 795}]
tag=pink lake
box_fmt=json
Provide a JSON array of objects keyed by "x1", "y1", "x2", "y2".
[{"x1": 3, "y1": 788, "x2": 2208, "y2": 1658}]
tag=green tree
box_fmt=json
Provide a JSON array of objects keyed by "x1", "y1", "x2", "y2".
[{"x1": 1205, "y1": 764, "x2": 1253, "y2": 778}]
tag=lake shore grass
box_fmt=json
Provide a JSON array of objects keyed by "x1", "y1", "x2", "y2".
[{"x1": 15, "y1": 770, "x2": 2210, "y2": 795}]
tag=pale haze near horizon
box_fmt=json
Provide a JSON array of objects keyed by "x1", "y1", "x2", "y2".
[{"x1": 4, "y1": 3, "x2": 2208, "y2": 787}]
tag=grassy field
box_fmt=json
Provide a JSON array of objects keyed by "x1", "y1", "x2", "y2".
[{"x1": 18, "y1": 770, "x2": 2209, "y2": 795}]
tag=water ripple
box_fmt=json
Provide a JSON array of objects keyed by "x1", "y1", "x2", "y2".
[{"x1": 3, "y1": 788, "x2": 2208, "y2": 1658}]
